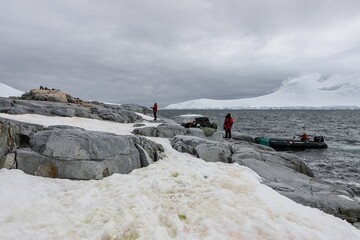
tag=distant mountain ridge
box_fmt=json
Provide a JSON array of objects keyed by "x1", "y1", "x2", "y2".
[{"x1": 165, "y1": 73, "x2": 360, "y2": 109}]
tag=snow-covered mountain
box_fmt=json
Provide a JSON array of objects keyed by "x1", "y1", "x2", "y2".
[
  {"x1": 165, "y1": 73, "x2": 360, "y2": 109},
  {"x1": 0, "y1": 83, "x2": 24, "y2": 97}
]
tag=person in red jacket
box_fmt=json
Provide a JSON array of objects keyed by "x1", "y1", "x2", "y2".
[
  {"x1": 151, "y1": 102, "x2": 158, "y2": 121},
  {"x1": 223, "y1": 113, "x2": 234, "y2": 138},
  {"x1": 300, "y1": 132, "x2": 309, "y2": 142}
]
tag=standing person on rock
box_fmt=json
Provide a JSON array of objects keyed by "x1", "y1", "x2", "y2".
[
  {"x1": 223, "y1": 113, "x2": 234, "y2": 138},
  {"x1": 151, "y1": 102, "x2": 158, "y2": 121}
]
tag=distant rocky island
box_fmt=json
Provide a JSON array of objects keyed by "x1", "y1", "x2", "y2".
[{"x1": 0, "y1": 88, "x2": 359, "y2": 227}]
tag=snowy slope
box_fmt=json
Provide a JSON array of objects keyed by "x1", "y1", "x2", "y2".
[
  {"x1": 0, "y1": 113, "x2": 359, "y2": 239},
  {"x1": 0, "y1": 83, "x2": 24, "y2": 97},
  {"x1": 165, "y1": 73, "x2": 360, "y2": 109}
]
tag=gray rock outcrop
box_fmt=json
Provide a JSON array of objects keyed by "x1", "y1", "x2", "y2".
[
  {"x1": 3, "y1": 153, "x2": 16, "y2": 169},
  {"x1": 133, "y1": 123, "x2": 188, "y2": 138},
  {"x1": 20, "y1": 89, "x2": 70, "y2": 103},
  {"x1": 16, "y1": 128, "x2": 163, "y2": 180},
  {"x1": 156, "y1": 123, "x2": 188, "y2": 138},
  {"x1": 186, "y1": 128, "x2": 206, "y2": 139},
  {"x1": 1, "y1": 117, "x2": 163, "y2": 180},
  {"x1": 133, "y1": 123, "x2": 222, "y2": 140},
  {"x1": 231, "y1": 132, "x2": 255, "y2": 142},
  {"x1": 170, "y1": 135, "x2": 360, "y2": 224},
  {"x1": 171, "y1": 135, "x2": 231, "y2": 163},
  {"x1": 121, "y1": 104, "x2": 151, "y2": 115},
  {"x1": 0, "y1": 97, "x2": 143, "y2": 123},
  {"x1": 0, "y1": 117, "x2": 44, "y2": 166}
]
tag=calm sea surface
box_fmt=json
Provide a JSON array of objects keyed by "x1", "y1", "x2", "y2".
[{"x1": 159, "y1": 110, "x2": 360, "y2": 194}]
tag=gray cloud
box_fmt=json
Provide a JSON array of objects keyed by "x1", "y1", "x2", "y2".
[{"x1": 1, "y1": 0, "x2": 359, "y2": 106}]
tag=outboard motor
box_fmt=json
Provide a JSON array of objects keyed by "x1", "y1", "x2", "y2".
[{"x1": 314, "y1": 136, "x2": 325, "y2": 142}]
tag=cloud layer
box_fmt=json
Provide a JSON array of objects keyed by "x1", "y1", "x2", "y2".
[{"x1": 1, "y1": 0, "x2": 359, "y2": 106}]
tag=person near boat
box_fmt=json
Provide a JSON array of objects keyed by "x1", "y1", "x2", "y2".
[
  {"x1": 223, "y1": 113, "x2": 234, "y2": 138},
  {"x1": 300, "y1": 133, "x2": 309, "y2": 142}
]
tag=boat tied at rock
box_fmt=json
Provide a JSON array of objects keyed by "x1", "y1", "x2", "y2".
[{"x1": 255, "y1": 135, "x2": 328, "y2": 151}]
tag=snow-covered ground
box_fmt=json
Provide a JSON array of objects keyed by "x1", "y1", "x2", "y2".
[
  {"x1": 0, "y1": 113, "x2": 359, "y2": 239},
  {"x1": 165, "y1": 73, "x2": 360, "y2": 109},
  {"x1": 0, "y1": 82, "x2": 24, "y2": 97}
]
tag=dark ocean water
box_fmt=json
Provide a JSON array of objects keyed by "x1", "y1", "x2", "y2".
[{"x1": 159, "y1": 109, "x2": 360, "y2": 194}]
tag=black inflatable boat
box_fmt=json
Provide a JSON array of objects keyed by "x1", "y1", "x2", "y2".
[{"x1": 255, "y1": 136, "x2": 328, "y2": 151}]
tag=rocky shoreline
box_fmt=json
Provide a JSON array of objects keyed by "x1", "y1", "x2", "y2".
[{"x1": 0, "y1": 89, "x2": 359, "y2": 227}]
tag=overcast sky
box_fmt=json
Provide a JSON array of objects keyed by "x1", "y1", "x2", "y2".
[{"x1": 1, "y1": 0, "x2": 359, "y2": 106}]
